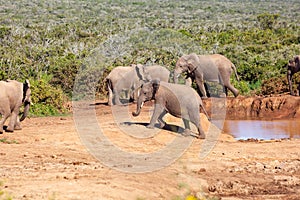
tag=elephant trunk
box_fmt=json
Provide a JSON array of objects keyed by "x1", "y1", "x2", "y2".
[
  {"x1": 173, "y1": 70, "x2": 180, "y2": 84},
  {"x1": 132, "y1": 98, "x2": 144, "y2": 117},
  {"x1": 20, "y1": 102, "x2": 30, "y2": 121}
]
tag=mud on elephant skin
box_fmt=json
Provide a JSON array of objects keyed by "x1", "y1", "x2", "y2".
[
  {"x1": 174, "y1": 53, "x2": 239, "y2": 98},
  {"x1": 0, "y1": 79, "x2": 31, "y2": 133},
  {"x1": 105, "y1": 64, "x2": 170, "y2": 105},
  {"x1": 132, "y1": 79, "x2": 209, "y2": 139}
]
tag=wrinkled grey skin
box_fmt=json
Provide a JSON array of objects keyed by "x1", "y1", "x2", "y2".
[
  {"x1": 132, "y1": 80, "x2": 208, "y2": 139},
  {"x1": 106, "y1": 64, "x2": 170, "y2": 105},
  {"x1": 0, "y1": 80, "x2": 31, "y2": 133},
  {"x1": 287, "y1": 55, "x2": 300, "y2": 96},
  {"x1": 174, "y1": 53, "x2": 239, "y2": 98}
]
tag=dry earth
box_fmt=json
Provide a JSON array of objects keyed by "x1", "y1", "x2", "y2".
[{"x1": 0, "y1": 96, "x2": 300, "y2": 200}]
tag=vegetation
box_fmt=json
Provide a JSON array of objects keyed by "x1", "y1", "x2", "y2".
[
  {"x1": 0, "y1": 0, "x2": 299, "y2": 115},
  {"x1": 0, "y1": 138, "x2": 18, "y2": 144}
]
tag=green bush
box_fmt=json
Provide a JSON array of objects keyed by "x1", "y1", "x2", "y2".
[
  {"x1": 0, "y1": 1, "x2": 299, "y2": 116},
  {"x1": 29, "y1": 75, "x2": 68, "y2": 116}
]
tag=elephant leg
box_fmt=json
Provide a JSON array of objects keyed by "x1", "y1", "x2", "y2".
[
  {"x1": 6, "y1": 110, "x2": 18, "y2": 132},
  {"x1": 182, "y1": 118, "x2": 192, "y2": 136},
  {"x1": 220, "y1": 86, "x2": 228, "y2": 98},
  {"x1": 225, "y1": 83, "x2": 239, "y2": 97},
  {"x1": 147, "y1": 104, "x2": 165, "y2": 129},
  {"x1": 14, "y1": 116, "x2": 22, "y2": 130},
  {"x1": 195, "y1": 77, "x2": 207, "y2": 98},
  {"x1": 0, "y1": 113, "x2": 10, "y2": 133},
  {"x1": 157, "y1": 110, "x2": 167, "y2": 128},
  {"x1": 189, "y1": 113, "x2": 206, "y2": 139},
  {"x1": 288, "y1": 73, "x2": 294, "y2": 95},
  {"x1": 107, "y1": 87, "x2": 113, "y2": 106},
  {"x1": 113, "y1": 93, "x2": 122, "y2": 105}
]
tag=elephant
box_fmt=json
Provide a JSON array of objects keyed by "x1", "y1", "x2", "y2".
[
  {"x1": 132, "y1": 79, "x2": 209, "y2": 139},
  {"x1": 0, "y1": 79, "x2": 31, "y2": 133},
  {"x1": 174, "y1": 53, "x2": 240, "y2": 98},
  {"x1": 287, "y1": 55, "x2": 300, "y2": 96},
  {"x1": 105, "y1": 64, "x2": 170, "y2": 105},
  {"x1": 105, "y1": 65, "x2": 133, "y2": 105}
]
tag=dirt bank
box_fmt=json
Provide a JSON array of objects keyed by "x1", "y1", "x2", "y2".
[
  {"x1": 0, "y1": 101, "x2": 299, "y2": 199},
  {"x1": 203, "y1": 95, "x2": 300, "y2": 120}
]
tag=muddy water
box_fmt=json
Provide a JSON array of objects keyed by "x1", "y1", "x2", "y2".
[{"x1": 223, "y1": 119, "x2": 300, "y2": 140}]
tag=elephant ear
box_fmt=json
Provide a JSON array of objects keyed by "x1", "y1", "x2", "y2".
[
  {"x1": 135, "y1": 64, "x2": 147, "y2": 80},
  {"x1": 151, "y1": 78, "x2": 160, "y2": 99},
  {"x1": 186, "y1": 53, "x2": 199, "y2": 73},
  {"x1": 23, "y1": 79, "x2": 31, "y2": 103}
]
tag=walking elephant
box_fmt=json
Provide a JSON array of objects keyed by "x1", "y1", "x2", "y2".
[
  {"x1": 105, "y1": 64, "x2": 170, "y2": 105},
  {"x1": 287, "y1": 55, "x2": 300, "y2": 96},
  {"x1": 174, "y1": 53, "x2": 240, "y2": 98},
  {"x1": 0, "y1": 80, "x2": 31, "y2": 133},
  {"x1": 105, "y1": 65, "x2": 133, "y2": 105},
  {"x1": 132, "y1": 79, "x2": 209, "y2": 139}
]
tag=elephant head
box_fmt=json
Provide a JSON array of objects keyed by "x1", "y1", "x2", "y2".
[
  {"x1": 173, "y1": 53, "x2": 199, "y2": 84},
  {"x1": 287, "y1": 55, "x2": 300, "y2": 95},
  {"x1": 132, "y1": 79, "x2": 160, "y2": 117},
  {"x1": 20, "y1": 79, "x2": 31, "y2": 121}
]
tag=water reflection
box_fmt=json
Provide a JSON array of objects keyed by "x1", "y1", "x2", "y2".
[{"x1": 223, "y1": 119, "x2": 300, "y2": 140}]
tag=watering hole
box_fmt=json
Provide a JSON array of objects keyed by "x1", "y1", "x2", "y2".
[{"x1": 222, "y1": 119, "x2": 300, "y2": 140}]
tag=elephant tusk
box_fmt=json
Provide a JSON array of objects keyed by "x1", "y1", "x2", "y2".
[{"x1": 141, "y1": 102, "x2": 144, "y2": 108}]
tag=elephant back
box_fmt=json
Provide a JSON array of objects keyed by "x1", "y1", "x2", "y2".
[{"x1": 144, "y1": 65, "x2": 170, "y2": 82}]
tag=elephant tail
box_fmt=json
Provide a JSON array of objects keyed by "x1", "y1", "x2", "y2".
[
  {"x1": 232, "y1": 63, "x2": 240, "y2": 82},
  {"x1": 106, "y1": 78, "x2": 113, "y2": 91},
  {"x1": 199, "y1": 102, "x2": 211, "y2": 121}
]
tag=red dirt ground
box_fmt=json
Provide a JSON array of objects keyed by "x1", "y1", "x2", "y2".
[{"x1": 0, "y1": 97, "x2": 300, "y2": 200}]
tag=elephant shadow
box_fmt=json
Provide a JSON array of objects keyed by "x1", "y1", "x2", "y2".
[
  {"x1": 122, "y1": 122, "x2": 198, "y2": 138},
  {"x1": 92, "y1": 99, "x2": 132, "y2": 106}
]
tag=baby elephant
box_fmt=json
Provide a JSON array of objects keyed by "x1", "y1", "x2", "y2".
[{"x1": 132, "y1": 79, "x2": 208, "y2": 139}]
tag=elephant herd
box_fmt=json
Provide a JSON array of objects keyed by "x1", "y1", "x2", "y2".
[
  {"x1": 105, "y1": 53, "x2": 241, "y2": 139},
  {"x1": 0, "y1": 54, "x2": 299, "y2": 139}
]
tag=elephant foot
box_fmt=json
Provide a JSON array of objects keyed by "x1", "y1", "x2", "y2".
[
  {"x1": 14, "y1": 126, "x2": 22, "y2": 130},
  {"x1": 197, "y1": 134, "x2": 206, "y2": 139},
  {"x1": 158, "y1": 121, "x2": 166, "y2": 129},
  {"x1": 5, "y1": 128, "x2": 14, "y2": 133},
  {"x1": 182, "y1": 129, "x2": 191, "y2": 137},
  {"x1": 146, "y1": 124, "x2": 155, "y2": 129},
  {"x1": 220, "y1": 93, "x2": 226, "y2": 98}
]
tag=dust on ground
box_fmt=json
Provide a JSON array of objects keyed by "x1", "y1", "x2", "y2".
[{"x1": 0, "y1": 99, "x2": 300, "y2": 200}]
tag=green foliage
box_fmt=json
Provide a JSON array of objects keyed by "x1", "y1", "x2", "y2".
[
  {"x1": 0, "y1": 0, "x2": 299, "y2": 116},
  {"x1": 29, "y1": 75, "x2": 68, "y2": 116},
  {"x1": 257, "y1": 13, "x2": 280, "y2": 30}
]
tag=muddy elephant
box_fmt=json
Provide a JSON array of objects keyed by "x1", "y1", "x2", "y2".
[
  {"x1": 132, "y1": 79, "x2": 209, "y2": 139},
  {"x1": 0, "y1": 80, "x2": 31, "y2": 133},
  {"x1": 174, "y1": 53, "x2": 239, "y2": 98},
  {"x1": 287, "y1": 55, "x2": 300, "y2": 96},
  {"x1": 105, "y1": 64, "x2": 170, "y2": 105}
]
